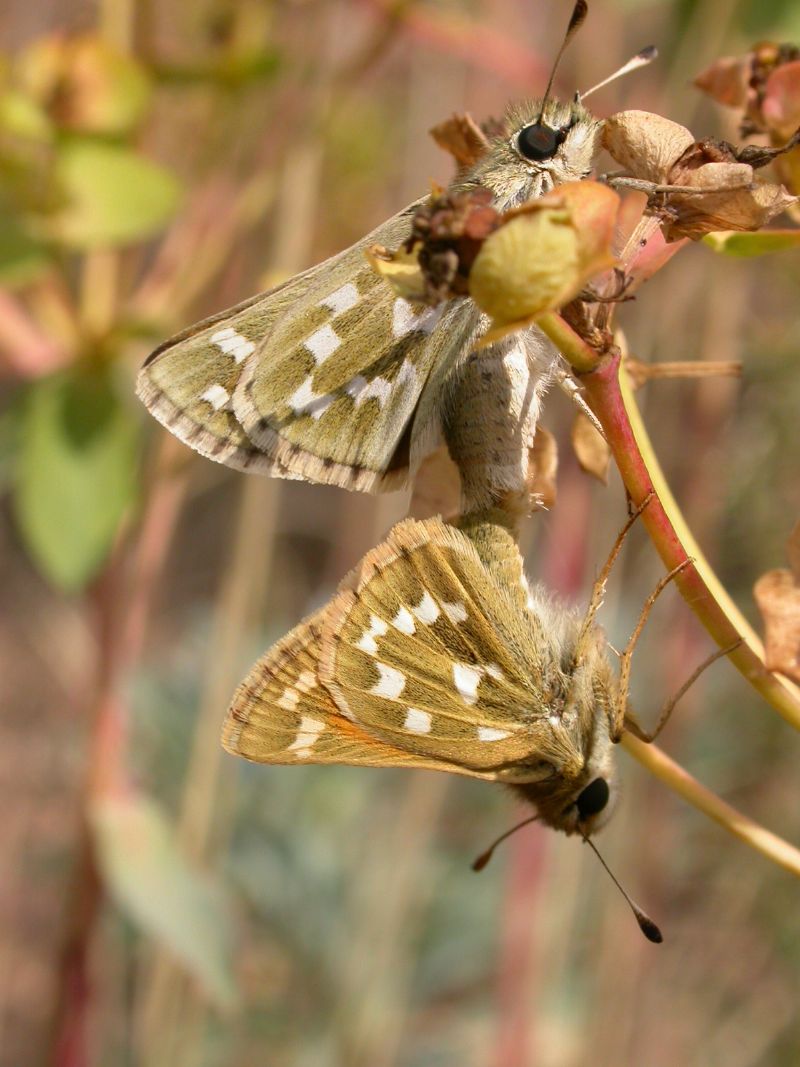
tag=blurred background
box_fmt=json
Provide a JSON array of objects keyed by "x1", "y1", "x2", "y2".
[{"x1": 2, "y1": 1, "x2": 800, "y2": 1064}]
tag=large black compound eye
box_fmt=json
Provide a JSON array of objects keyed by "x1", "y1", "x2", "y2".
[
  {"x1": 576, "y1": 777, "x2": 610, "y2": 821},
  {"x1": 516, "y1": 122, "x2": 564, "y2": 162}
]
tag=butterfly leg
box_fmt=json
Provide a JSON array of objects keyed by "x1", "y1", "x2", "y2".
[
  {"x1": 623, "y1": 639, "x2": 743, "y2": 743},
  {"x1": 577, "y1": 490, "x2": 656, "y2": 647},
  {"x1": 609, "y1": 557, "x2": 693, "y2": 742},
  {"x1": 554, "y1": 367, "x2": 606, "y2": 438}
]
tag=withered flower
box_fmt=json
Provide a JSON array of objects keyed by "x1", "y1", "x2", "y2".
[{"x1": 603, "y1": 110, "x2": 797, "y2": 241}]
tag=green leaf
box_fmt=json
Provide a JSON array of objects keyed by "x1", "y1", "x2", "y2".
[
  {"x1": 703, "y1": 229, "x2": 800, "y2": 257},
  {"x1": 49, "y1": 140, "x2": 181, "y2": 249},
  {"x1": 13, "y1": 366, "x2": 139, "y2": 591},
  {"x1": 0, "y1": 201, "x2": 52, "y2": 286},
  {"x1": 91, "y1": 792, "x2": 238, "y2": 1010}
]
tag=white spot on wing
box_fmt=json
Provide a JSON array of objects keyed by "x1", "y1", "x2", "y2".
[
  {"x1": 478, "y1": 726, "x2": 511, "y2": 742},
  {"x1": 297, "y1": 671, "x2": 317, "y2": 694},
  {"x1": 277, "y1": 687, "x2": 299, "y2": 712},
  {"x1": 391, "y1": 606, "x2": 416, "y2": 635},
  {"x1": 211, "y1": 327, "x2": 255, "y2": 364},
  {"x1": 370, "y1": 662, "x2": 406, "y2": 700},
  {"x1": 345, "y1": 375, "x2": 392, "y2": 408},
  {"x1": 304, "y1": 323, "x2": 341, "y2": 364},
  {"x1": 404, "y1": 708, "x2": 432, "y2": 735},
  {"x1": 320, "y1": 283, "x2": 359, "y2": 316},
  {"x1": 441, "y1": 600, "x2": 468, "y2": 625},
  {"x1": 453, "y1": 663, "x2": 482, "y2": 705},
  {"x1": 200, "y1": 384, "x2": 231, "y2": 411},
  {"x1": 392, "y1": 298, "x2": 444, "y2": 339},
  {"x1": 356, "y1": 615, "x2": 389, "y2": 655},
  {"x1": 412, "y1": 591, "x2": 440, "y2": 625},
  {"x1": 287, "y1": 715, "x2": 325, "y2": 757},
  {"x1": 288, "y1": 376, "x2": 334, "y2": 418},
  {"x1": 485, "y1": 663, "x2": 504, "y2": 681}
]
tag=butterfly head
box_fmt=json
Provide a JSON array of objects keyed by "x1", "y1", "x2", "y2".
[
  {"x1": 464, "y1": 97, "x2": 603, "y2": 209},
  {"x1": 509, "y1": 609, "x2": 619, "y2": 837}
]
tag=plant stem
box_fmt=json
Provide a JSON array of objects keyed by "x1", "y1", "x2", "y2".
[{"x1": 576, "y1": 351, "x2": 800, "y2": 730}]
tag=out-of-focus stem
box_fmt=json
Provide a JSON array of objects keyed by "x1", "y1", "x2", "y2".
[{"x1": 622, "y1": 735, "x2": 800, "y2": 878}]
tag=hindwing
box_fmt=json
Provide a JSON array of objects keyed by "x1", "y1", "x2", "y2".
[{"x1": 224, "y1": 517, "x2": 581, "y2": 785}]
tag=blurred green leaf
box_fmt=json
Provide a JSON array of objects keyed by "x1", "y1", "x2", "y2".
[
  {"x1": 49, "y1": 140, "x2": 181, "y2": 249},
  {"x1": 703, "y1": 229, "x2": 800, "y2": 256},
  {"x1": 0, "y1": 89, "x2": 53, "y2": 140},
  {"x1": 0, "y1": 201, "x2": 51, "y2": 285},
  {"x1": 91, "y1": 791, "x2": 238, "y2": 1010},
  {"x1": 13, "y1": 366, "x2": 139, "y2": 591}
]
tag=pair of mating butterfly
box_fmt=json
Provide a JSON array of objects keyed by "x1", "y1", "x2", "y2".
[{"x1": 139, "y1": 2, "x2": 669, "y2": 937}]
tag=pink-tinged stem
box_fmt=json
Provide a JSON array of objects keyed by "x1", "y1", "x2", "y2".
[{"x1": 579, "y1": 352, "x2": 800, "y2": 730}]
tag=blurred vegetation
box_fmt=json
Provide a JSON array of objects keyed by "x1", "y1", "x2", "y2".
[{"x1": 1, "y1": 1, "x2": 800, "y2": 1066}]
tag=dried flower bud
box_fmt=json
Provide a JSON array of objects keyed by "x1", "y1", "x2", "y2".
[
  {"x1": 603, "y1": 110, "x2": 695, "y2": 183},
  {"x1": 470, "y1": 181, "x2": 618, "y2": 334}
]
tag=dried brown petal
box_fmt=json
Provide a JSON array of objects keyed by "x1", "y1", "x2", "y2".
[
  {"x1": 661, "y1": 178, "x2": 796, "y2": 241},
  {"x1": 603, "y1": 110, "x2": 695, "y2": 183},
  {"x1": 693, "y1": 56, "x2": 750, "y2": 109},
  {"x1": 528, "y1": 427, "x2": 558, "y2": 509},
  {"x1": 754, "y1": 569, "x2": 800, "y2": 682},
  {"x1": 429, "y1": 113, "x2": 491, "y2": 168},
  {"x1": 571, "y1": 411, "x2": 610, "y2": 484}
]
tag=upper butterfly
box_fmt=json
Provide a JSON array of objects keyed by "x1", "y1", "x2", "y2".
[{"x1": 136, "y1": 4, "x2": 605, "y2": 493}]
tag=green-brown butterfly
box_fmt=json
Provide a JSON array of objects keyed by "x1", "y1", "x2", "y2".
[
  {"x1": 223, "y1": 510, "x2": 666, "y2": 940},
  {"x1": 137, "y1": 3, "x2": 651, "y2": 493}
]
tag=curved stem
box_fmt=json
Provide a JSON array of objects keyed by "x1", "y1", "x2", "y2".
[{"x1": 578, "y1": 350, "x2": 800, "y2": 730}]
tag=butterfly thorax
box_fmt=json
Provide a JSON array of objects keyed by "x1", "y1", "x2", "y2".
[{"x1": 460, "y1": 98, "x2": 603, "y2": 210}]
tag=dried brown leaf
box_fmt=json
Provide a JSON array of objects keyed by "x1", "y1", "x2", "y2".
[
  {"x1": 754, "y1": 570, "x2": 800, "y2": 682},
  {"x1": 429, "y1": 113, "x2": 491, "y2": 168},
  {"x1": 571, "y1": 411, "x2": 610, "y2": 484}
]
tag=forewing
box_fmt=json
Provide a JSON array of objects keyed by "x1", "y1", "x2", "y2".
[
  {"x1": 224, "y1": 607, "x2": 461, "y2": 774},
  {"x1": 318, "y1": 517, "x2": 555, "y2": 780},
  {"x1": 137, "y1": 264, "x2": 329, "y2": 474},
  {"x1": 233, "y1": 207, "x2": 480, "y2": 493}
]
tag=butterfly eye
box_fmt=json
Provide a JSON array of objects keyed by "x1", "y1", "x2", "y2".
[
  {"x1": 516, "y1": 123, "x2": 566, "y2": 162},
  {"x1": 576, "y1": 777, "x2": 610, "y2": 820}
]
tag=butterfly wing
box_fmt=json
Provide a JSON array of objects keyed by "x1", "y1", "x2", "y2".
[
  {"x1": 224, "y1": 607, "x2": 463, "y2": 774},
  {"x1": 138, "y1": 199, "x2": 481, "y2": 491},
  {"x1": 225, "y1": 517, "x2": 578, "y2": 784},
  {"x1": 137, "y1": 264, "x2": 329, "y2": 474},
  {"x1": 232, "y1": 217, "x2": 480, "y2": 493},
  {"x1": 318, "y1": 517, "x2": 572, "y2": 782}
]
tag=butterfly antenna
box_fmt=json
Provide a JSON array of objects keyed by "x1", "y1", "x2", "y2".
[
  {"x1": 471, "y1": 815, "x2": 540, "y2": 871},
  {"x1": 580, "y1": 45, "x2": 658, "y2": 101},
  {"x1": 582, "y1": 833, "x2": 663, "y2": 943},
  {"x1": 539, "y1": 0, "x2": 589, "y2": 120}
]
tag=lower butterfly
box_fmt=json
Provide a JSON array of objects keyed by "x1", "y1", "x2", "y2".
[{"x1": 224, "y1": 513, "x2": 622, "y2": 838}]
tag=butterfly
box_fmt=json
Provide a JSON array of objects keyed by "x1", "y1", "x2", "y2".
[
  {"x1": 137, "y1": 3, "x2": 613, "y2": 494},
  {"x1": 223, "y1": 514, "x2": 621, "y2": 838}
]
